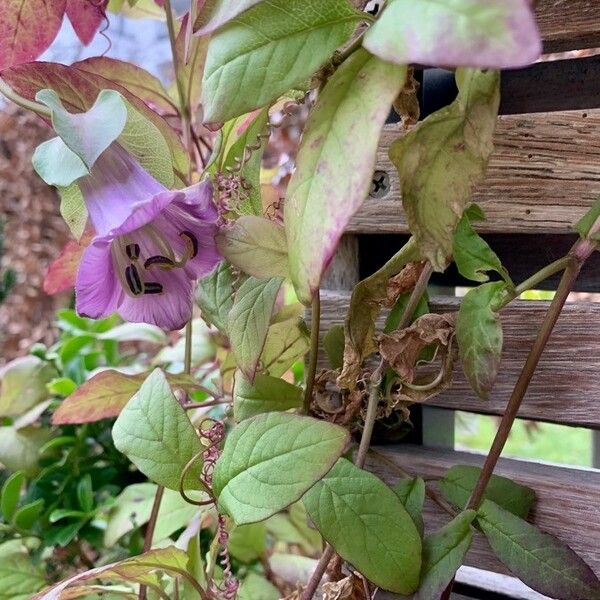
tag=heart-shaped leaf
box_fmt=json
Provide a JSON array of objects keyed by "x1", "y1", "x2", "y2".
[
  {"x1": 213, "y1": 413, "x2": 349, "y2": 524},
  {"x1": 303, "y1": 458, "x2": 421, "y2": 594}
]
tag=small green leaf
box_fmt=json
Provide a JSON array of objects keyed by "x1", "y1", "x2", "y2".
[
  {"x1": 36, "y1": 88, "x2": 127, "y2": 170},
  {"x1": 285, "y1": 49, "x2": 407, "y2": 304},
  {"x1": 46, "y1": 377, "x2": 77, "y2": 397},
  {"x1": 0, "y1": 545, "x2": 46, "y2": 599},
  {"x1": 453, "y1": 213, "x2": 512, "y2": 285},
  {"x1": 13, "y1": 499, "x2": 44, "y2": 531},
  {"x1": 0, "y1": 426, "x2": 52, "y2": 476},
  {"x1": 303, "y1": 458, "x2": 421, "y2": 594},
  {"x1": 261, "y1": 310, "x2": 310, "y2": 377},
  {"x1": 77, "y1": 474, "x2": 94, "y2": 513},
  {"x1": 477, "y1": 500, "x2": 600, "y2": 599},
  {"x1": 112, "y1": 369, "x2": 204, "y2": 490},
  {"x1": 392, "y1": 477, "x2": 425, "y2": 535},
  {"x1": 575, "y1": 197, "x2": 600, "y2": 241},
  {"x1": 389, "y1": 69, "x2": 500, "y2": 270},
  {"x1": 1, "y1": 472, "x2": 24, "y2": 523},
  {"x1": 228, "y1": 276, "x2": 283, "y2": 380},
  {"x1": 196, "y1": 261, "x2": 234, "y2": 334},
  {"x1": 416, "y1": 510, "x2": 476, "y2": 600},
  {"x1": 384, "y1": 290, "x2": 429, "y2": 334},
  {"x1": 213, "y1": 413, "x2": 348, "y2": 524},
  {"x1": 234, "y1": 372, "x2": 303, "y2": 421},
  {"x1": 228, "y1": 522, "x2": 266, "y2": 563},
  {"x1": 456, "y1": 281, "x2": 505, "y2": 399},
  {"x1": 439, "y1": 465, "x2": 535, "y2": 518},
  {"x1": 216, "y1": 216, "x2": 289, "y2": 279},
  {"x1": 237, "y1": 572, "x2": 279, "y2": 600},
  {"x1": 202, "y1": 0, "x2": 362, "y2": 122},
  {"x1": 323, "y1": 325, "x2": 345, "y2": 370}
]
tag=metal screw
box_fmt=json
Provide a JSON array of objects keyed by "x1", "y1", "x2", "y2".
[
  {"x1": 365, "y1": 0, "x2": 382, "y2": 16},
  {"x1": 369, "y1": 170, "x2": 390, "y2": 198}
]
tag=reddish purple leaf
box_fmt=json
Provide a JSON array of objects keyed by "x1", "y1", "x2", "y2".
[
  {"x1": 65, "y1": 0, "x2": 108, "y2": 46},
  {"x1": 0, "y1": 0, "x2": 66, "y2": 71}
]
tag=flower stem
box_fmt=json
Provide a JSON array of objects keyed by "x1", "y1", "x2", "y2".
[
  {"x1": 164, "y1": 0, "x2": 189, "y2": 124},
  {"x1": 0, "y1": 78, "x2": 51, "y2": 118},
  {"x1": 184, "y1": 319, "x2": 193, "y2": 375},
  {"x1": 303, "y1": 290, "x2": 321, "y2": 414},
  {"x1": 138, "y1": 485, "x2": 165, "y2": 600}
]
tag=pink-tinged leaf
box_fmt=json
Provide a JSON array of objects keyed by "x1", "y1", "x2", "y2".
[
  {"x1": 0, "y1": 0, "x2": 66, "y2": 70},
  {"x1": 363, "y1": 0, "x2": 541, "y2": 69},
  {"x1": 43, "y1": 229, "x2": 94, "y2": 295},
  {"x1": 2, "y1": 61, "x2": 189, "y2": 180},
  {"x1": 193, "y1": 0, "x2": 264, "y2": 35},
  {"x1": 284, "y1": 49, "x2": 407, "y2": 305},
  {"x1": 51, "y1": 370, "x2": 198, "y2": 424},
  {"x1": 65, "y1": 0, "x2": 108, "y2": 45},
  {"x1": 32, "y1": 546, "x2": 194, "y2": 600},
  {"x1": 73, "y1": 57, "x2": 178, "y2": 114}
]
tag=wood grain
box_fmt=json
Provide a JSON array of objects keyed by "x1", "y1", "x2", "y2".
[
  {"x1": 319, "y1": 291, "x2": 600, "y2": 428},
  {"x1": 536, "y1": 0, "x2": 600, "y2": 53},
  {"x1": 348, "y1": 109, "x2": 600, "y2": 236},
  {"x1": 365, "y1": 445, "x2": 600, "y2": 576}
]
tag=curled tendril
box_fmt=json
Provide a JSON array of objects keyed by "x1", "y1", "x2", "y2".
[{"x1": 178, "y1": 448, "x2": 216, "y2": 507}]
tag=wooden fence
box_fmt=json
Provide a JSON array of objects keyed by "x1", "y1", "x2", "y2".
[{"x1": 320, "y1": 4, "x2": 600, "y2": 597}]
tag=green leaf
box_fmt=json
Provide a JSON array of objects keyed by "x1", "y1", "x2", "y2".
[
  {"x1": 112, "y1": 369, "x2": 204, "y2": 490},
  {"x1": 477, "y1": 500, "x2": 600, "y2": 599},
  {"x1": 193, "y1": 0, "x2": 264, "y2": 35},
  {"x1": 0, "y1": 426, "x2": 52, "y2": 476},
  {"x1": 384, "y1": 290, "x2": 429, "y2": 334},
  {"x1": 13, "y1": 499, "x2": 45, "y2": 531},
  {"x1": 261, "y1": 310, "x2": 310, "y2": 377},
  {"x1": 303, "y1": 458, "x2": 421, "y2": 594},
  {"x1": 228, "y1": 522, "x2": 266, "y2": 563},
  {"x1": 363, "y1": 0, "x2": 541, "y2": 69},
  {"x1": 323, "y1": 325, "x2": 345, "y2": 370},
  {"x1": 575, "y1": 197, "x2": 600, "y2": 241},
  {"x1": 285, "y1": 48, "x2": 407, "y2": 304},
  {"x1": 196, "y1": 262, "x2": 234, "y2": 334},
  {"x1": 217, "y1": 216, "x2": 289, "y2": 279},
  {"x1": 439, "y1": 465, "x2": 535, "y2": 518},
  {"x1": 234, "y1": 372, "x2": 302, "y2": 421},
  {"x1": 416, "y1": 510, "x2": 476, "y2": 600},
  {"x1": 104, "y1": 484, "x2": 202, "y2": 546},
  {"x1": 453, "y1": 212, "x2": 512, "y2": 285},
  {"x1": 52, "y1": 369, "x2": 198, "y2": 424},
  {"x1": 389, "y1": 69, "x2": 500, "y2": 270},
  {"x1": 0, "y1": 546, "x2": 46, "y2": 599},
  {"x1": 1, "y1": 472, "x2": 24, "y2": 523},
  {"x1": 213, "y1": 413, "x2": 349, "y2": 524},
  {"x1": 0, "y1": 356, "x2": 56, "y2": 418},
  {"x1": 392, "y1": 477, "x2": 425, "y2": 535},
  {"x1": 237, "y1": 572, "x2": 279, "y2": 600},
  {"x1": 77, "y1": 474, "x2": 94, "y2": 513},
  {"x1": 456, "y1": 281, "x2": 505, "y2": 399},
  {"x1": 228, "y1": 276, "x2": 283, "y2": 380},
  {"x1": 36, "y1": 88, "x2": 127, "y2": 170},
  {"x1": 202, "y1": 0, "x2": 362, "y2": 123},
  {"x1": 56, "y1": 183, "x2": 88, "y2": 240}
]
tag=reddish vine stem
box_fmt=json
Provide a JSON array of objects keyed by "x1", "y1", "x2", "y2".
[
  {"x1": 302, "y1": 263, "x2": 433, "y2": 600},
  {"x1": 441, "y1": 227, "x2": 600, "y2": 600}
]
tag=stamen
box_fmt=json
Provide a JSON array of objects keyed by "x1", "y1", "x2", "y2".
[
  {"x1": 144, "y1": 255, "x2": 176, "y2": 270},
  {"x1": 142, "y1": 225, "x2": 176, "y2": 262},
  {"x1": 125, "y1": 265, "x2": 143, "y2": 296},
  {"x1": 180, "y1": 231, "x2": 199, "y2": 259},
  {"x1": 144, "y1": 282, "x2": 164, "y2": 295},
  {"x1": 126, "y1": 243, "x2": 140, "y2": 260}
]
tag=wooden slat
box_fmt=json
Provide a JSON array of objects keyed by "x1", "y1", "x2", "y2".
[
  {"x1": 349, "y1": 109, "x2": 600, "y2": 235},
  {"x1": 319, "y1": 291, "x2": 600, "y2": 428},
  {"x1": 536, "y1": 1, "x2": 600, "y2": 53},
  {"x1": 366, "y1": 445, "x2": 600, "y2": 576}
]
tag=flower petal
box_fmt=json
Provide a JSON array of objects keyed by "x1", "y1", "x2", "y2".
[
  {"x1": 117, "y1": 266, "x2": 194, "y2": 331},
  {"x1": 75, "y1": 239, "x2": 122, "y2": 319}
]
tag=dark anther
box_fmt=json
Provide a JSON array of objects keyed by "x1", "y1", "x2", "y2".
[
  {"x1": 125, "y1": 243, "x2": 140, "y2": 260},
  {"x1": 180, "y1": 231, "x2": 199, "y2": 258},
  {"x1": 144, "y1": 282, "x2": 164, "y2": 295},
  {"x1": 125, "y1": 265, "x2": 143, "y2": 295},
  {"x1": 144, "y1": 255, "x2": 176, "y2": 269}
]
